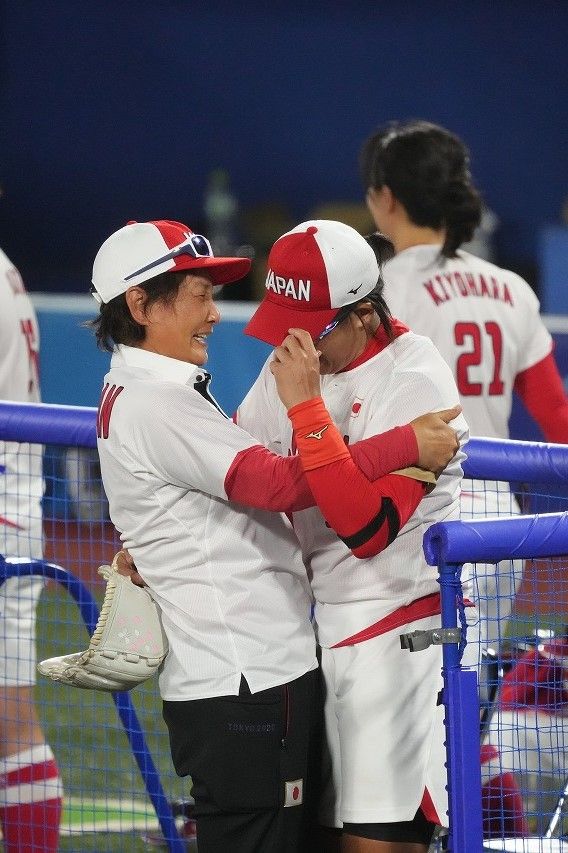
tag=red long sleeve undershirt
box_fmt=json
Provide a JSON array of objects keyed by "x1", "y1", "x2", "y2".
[
  {"x1": 306, "y1": 463, "x2": 425, "y2": 558},
  {"x1": 514, "y1": 352, "x2": 568, "y2": 443},
  {"x1": 225, "y1": 399, "x2": 425, "y2": 559},
  {"x1": 288, "y1": 397, "x2": 426, "y2": 558},
  {"x1": 225, "y1": 422, "x2": 416, "y2": 513}
]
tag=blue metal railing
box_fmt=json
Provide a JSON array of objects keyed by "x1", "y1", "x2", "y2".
[{"x1": 0, "y1": 557, "x2": 185, "y2": 853}]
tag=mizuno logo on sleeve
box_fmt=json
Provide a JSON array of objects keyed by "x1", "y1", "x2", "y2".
[{"x1": 304, "y1": 426, "x2": 329, "y2": 440}]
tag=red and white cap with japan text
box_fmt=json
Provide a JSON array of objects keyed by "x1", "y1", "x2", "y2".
[{"x1": 244, "y1": 220, "x2": 379, "y2": 346}]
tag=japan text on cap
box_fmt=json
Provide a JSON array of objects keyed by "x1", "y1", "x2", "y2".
[{"x1": 244, "y1": 220, "x2": 379, "y2": 346}]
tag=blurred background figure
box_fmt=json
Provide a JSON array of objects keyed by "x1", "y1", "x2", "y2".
[
  {"x1": 0, "y1": 209, "x2": 63, "y2": 851},
  {"x1": 482, "y1": 630, "x2": 568, "y2": 838},
  {"x1": 203, "y1": 168, "x2": 239, "y2": 258},
  {"x1": 462, "y1": 204, "x2": 500, "y2": 263},
  {"x1": 203, "y1": 168, "x2": 257, "y2": 301}
]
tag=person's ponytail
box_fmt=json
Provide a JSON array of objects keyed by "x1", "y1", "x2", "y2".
[
  {"x1": 441, "y1": 179, "x2": 482, "y2": 257},
  {"x1": 361, "y1": 120, "x2": 482, "y2": 258}
]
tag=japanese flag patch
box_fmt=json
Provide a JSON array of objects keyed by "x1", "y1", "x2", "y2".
[
  {"x1": 350, "y1": 397, "x2": 363, "y2": 418},
  {"x1": 284, "y1": 778, "x2": 303, "y2": 807}
]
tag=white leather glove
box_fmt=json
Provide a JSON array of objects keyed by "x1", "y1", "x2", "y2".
[{"x1": 38, "y1": 553, "x2": 168, "y2": 692}]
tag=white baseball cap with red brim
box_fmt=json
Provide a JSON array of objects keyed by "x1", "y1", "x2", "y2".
[{"x1": 92, "y1": 219, "x2": 251, "y2": 304}]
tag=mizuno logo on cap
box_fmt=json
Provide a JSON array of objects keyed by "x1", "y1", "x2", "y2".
[
  {"x1": 348, "y1": 283, "x2": 364, "y2": 295},
  {"x1": 265, "y1": 270, "x2": 311, "y2": 301}
]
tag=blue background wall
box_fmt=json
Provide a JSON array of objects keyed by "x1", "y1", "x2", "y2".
[
  {"x1": 1, "y1": 1, "x2": 568, "y2": 293},
  {"x1": 32, "y1": 297, "x2": 272, "y2": 415},
  {"x1": 32, "y1": 295, "x2": 568, "y2": 444}
]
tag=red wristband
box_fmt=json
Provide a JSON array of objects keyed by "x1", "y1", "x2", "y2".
[{"x1": 288, "y1": 397, "x2": 351, "y2": 471}]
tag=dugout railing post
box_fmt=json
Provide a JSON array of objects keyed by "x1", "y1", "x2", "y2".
[
  {"x1": 425, "y1": 511, "x2": 568, "y2": 851},
  {"x1": 0, "y1": 557, "x2": 186, "y2": 853},
  {"x1": 438, "y1": 555, "x2": 483, "y2": 852}
]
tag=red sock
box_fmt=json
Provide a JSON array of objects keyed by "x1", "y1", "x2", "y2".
[{"x1": 0, "y1": 744, "x2": 63, "y2": 853}]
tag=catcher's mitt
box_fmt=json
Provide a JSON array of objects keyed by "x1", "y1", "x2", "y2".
[{"x1": 38, "y1": 552, "x2": 168, "y2": 692}]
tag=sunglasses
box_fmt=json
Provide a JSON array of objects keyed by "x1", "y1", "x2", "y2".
[
  {"x1": 124, "y1": 233, "x2": 214, "y2": 282},
  {"x1": 314, "y1": 308, "x2": 352, "y2": 344}
]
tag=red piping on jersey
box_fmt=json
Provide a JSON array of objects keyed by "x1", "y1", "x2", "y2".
[
  {"x1": 330, "y1": 592, "x2": 442, "y2": 648},
  {"x1": 330, "y1": 593, "x2": 474, "y2": 648},
  {"x1": 0, "y1": 516, "x2": 24, "y2": 531},
  {"x1": 339, "y1": 319, "x2": 409, "y2": 373},
  {"x1": 420, "y1": 787, "x2": 440, "y2": 826}
]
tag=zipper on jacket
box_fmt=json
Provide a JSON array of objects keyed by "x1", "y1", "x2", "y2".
[{"x1": 281, "y1": 684, "x2": 290, "y2": 748}]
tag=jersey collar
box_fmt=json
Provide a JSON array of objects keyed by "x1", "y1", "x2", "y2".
[
  {"x1": 392, "y1": 244, "x2": 445, "y2": 265},
  {"x1": 396, "y1": 243, "x2": 443, "y2": 255},
  {"x1": 112, "y1": 344, "x2": 204, "y2": 385},
  {"x1": 339, "y1": 319, "x2": 410, "y2": 372}
]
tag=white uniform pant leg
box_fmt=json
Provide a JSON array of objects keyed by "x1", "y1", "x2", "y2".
[
  {"x1": 0, "y1": 576, "x2": 45, "y2": 686},
  {"x1": 319, "y1": 614, "x2": 448, "y2": 828}
]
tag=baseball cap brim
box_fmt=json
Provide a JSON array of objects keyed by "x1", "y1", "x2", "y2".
[
  {"x1": 172, "y1": 255, "x2": 251, "y2": 286},
  {"x1": 244, "y1": 294, "x2": 336, "y2": 346},
  {"x1": 92, "y1": 220, "x2": 253, "y2": 304}
]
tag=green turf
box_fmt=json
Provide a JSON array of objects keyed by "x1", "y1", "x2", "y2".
[
  {"x1": 35, "y1": 586, "x2": 188, "y2": 852},
  {"x1": 507, "y1": 613, "x2": 563, "y2": 636},
  {"x1": 34, "y1": 581, "x2": 566, "y2": 850}
]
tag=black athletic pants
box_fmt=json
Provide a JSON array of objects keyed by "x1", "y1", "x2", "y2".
[{"x1": 163, "y1": 667, "x2": 322, "y2": 853}]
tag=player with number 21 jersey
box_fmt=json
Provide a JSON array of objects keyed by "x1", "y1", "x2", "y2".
[{"x1": 381, "y1": 245, "x2": 553, "y2": 440}]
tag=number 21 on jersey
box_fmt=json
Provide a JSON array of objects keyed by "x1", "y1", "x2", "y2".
[{"x1": 455, "y1": 321, "x2": 504, "y2": 396}]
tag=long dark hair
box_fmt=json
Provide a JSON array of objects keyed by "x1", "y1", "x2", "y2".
[
  {"x1": 363, "y1": 283, "x2": 394, "y2": 340},
  {"x1": 88, "y1": 270, "x2": 187, "y2": 352},
  {"x1": 360, "y1": 120, "x2": 482, "y2": 258}
]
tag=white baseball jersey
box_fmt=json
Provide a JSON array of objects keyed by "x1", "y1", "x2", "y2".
[
  {"x1": 381, "y1": 245, "x2": 552, "y2": 440},
  {"x1": 382, "y1": 246, "x2": 543, "y2": 656},
  {"x1": 237, "y1": 329, "x2": 469, "y2": 648},
  {"x1": 0, "y1": 248, "x2": 43, "y2": 560},
  {"x1": 0, "y1": 248, "x2": 44, "y2": 686},
  {"x1": 97, "y1": 344, "x2": 317, "y2": 701},
  {"x1": 238, "y1": 328, "x2": 468, "y2": 824}
]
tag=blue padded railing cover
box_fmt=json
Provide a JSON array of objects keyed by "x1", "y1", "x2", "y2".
[{"x1": 424, "y1": 511, "x2": 568, "y2": 566}]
